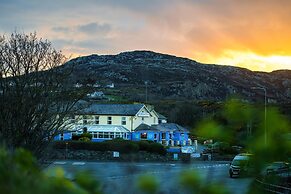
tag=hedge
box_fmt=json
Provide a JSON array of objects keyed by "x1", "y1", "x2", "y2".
[{"x1": 52, "y1": 139, "x2": 166, "y2": 155}]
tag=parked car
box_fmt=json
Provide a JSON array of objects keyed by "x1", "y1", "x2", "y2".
[
  {"x1": 263, "y1": 162, "x2": 290, "y2": 175},
  {"x1": 229, "y1": 153, "x2": 254, "y2": 178}
]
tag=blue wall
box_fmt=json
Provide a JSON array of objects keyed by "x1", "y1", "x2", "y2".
[
  {"x1": 131, "y1": 131, "x2": 159, "y2": 142},
  {"x1": 54, "y1": 131, "x2": 190, "y2": 145},
  {"x1": 54, "y1": 132, "x2": 72, "y2": 141}
]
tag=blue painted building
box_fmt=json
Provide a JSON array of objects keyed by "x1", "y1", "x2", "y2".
[
  {"x1": 131, "y1": 124, "x2": 160, "y2": 142},
  {"x1": 54, "y1": 103, "x2": 191, "y2": 146},
  {"x1": 54, "y1": 130, "x2": 74, "y2": 141},
  {"x1": 131, "y1": 123, "x2": 190, "y2": 146}
]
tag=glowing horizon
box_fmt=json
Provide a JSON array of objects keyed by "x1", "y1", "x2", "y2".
[{"x1": 1, "y1": 0, "x2": 291, "y2": 72}]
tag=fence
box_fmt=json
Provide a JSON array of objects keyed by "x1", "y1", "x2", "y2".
[{"x1": 255, "y1": 178, "x2": 291, "y2": 194}]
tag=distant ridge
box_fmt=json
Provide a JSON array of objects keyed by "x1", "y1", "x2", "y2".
[{"x1": 62, "y1": 50, "x2": 291, "y2": 102}]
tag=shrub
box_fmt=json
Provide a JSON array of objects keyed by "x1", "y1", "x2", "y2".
[
  {"x1": 72, "y1": 133, "x2": 92, "y2": 141},
  {"x1": 137, "y1": 141, "x2": 166, "y2": 155},
  {"x1": 0, "y1": 147, "x2": 102, "y2": 194},
  {"x1": 79, "y1": 137, "x2": 91, "y2": 142},
  {"x1": 52, "y1": 140, "x2": 166, "y2": 155}
]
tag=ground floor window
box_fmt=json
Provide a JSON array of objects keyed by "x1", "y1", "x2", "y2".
[
  {"x1": 161, "y1": 133, "x2": 166, "y2": 139},
  {"x1": 141, "y1": 132, "x2": 147, "y2": 139},
  {"x1": 93, "y1": 132, "x2": 98, "y2": 139},
  {"x1": 115, "y1": 132, "x2": 122, "y2": 138},
  {"x1": 89, "y1": 131, "x2": 128, "y2": 139}
]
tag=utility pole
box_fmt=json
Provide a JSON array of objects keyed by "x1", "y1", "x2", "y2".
[{"x1": 251, "y1": 86, "x2": 267, "y2": 146}]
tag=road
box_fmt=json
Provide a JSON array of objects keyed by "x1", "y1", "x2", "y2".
[{"x1": 47, "y1": 161, "x2": 253, "y2": 194}]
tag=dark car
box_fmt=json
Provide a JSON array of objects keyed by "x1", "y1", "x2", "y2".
[
  {"x1": 264, "y1": 162, "x2": 290, "y2": 175},
  {"x1": 229, "y1": 153, "x2": 254, "y2": 178}
]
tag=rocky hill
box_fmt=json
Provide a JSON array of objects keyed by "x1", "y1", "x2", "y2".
[{"x1": 61, "y1": 50, "x2": 291, "y2": 102}]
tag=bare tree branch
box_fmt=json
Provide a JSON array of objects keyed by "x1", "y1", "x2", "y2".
[{"x1": 0, "y1": 32, "x2": 87, "y2": 158}]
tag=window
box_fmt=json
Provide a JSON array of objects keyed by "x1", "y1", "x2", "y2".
[
  {"x1": 141, "y1": 132, "x2": 147, "y2": 139},
  {"x1": 83, "y1": 115, "x2": 88, "y2": 124},
  {"x1": 161, "y1": 133, "x2": 166, "y2": 139},
  {"x1": 121, "y1": 117, "x2": 126, "y2": 125},
  {"x1": 116, "y1": 132, "x2": 121, "y2": 138},
  {"x1": 98, "y1": 132, "x2": 104, "y2": 138},
  {"x1": 104, "y1": 132, "x2": 109, "y2": 138},
  {"x1": 70, "y1": 115, "x2": 75, "y2": 124},
  {"x1": 93, "y1": 132, "x2": 98, "y2": 139},
  {"x1": 110, "y1": 132, "x2": 114, "y2": 138},
  {"x1": 154, "y1": 134, "x2": 157, "y2": 139},
  {"x1": 107, "y1": 116, "x2": 112, "y2": 124},
  {"x1": 95, "y1": 116, "x2": 99, "y2": 124}
]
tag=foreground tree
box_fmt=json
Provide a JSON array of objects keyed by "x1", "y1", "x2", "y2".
[{"x1": 0, "y1": 32, "x2": 85, "y2": 158}]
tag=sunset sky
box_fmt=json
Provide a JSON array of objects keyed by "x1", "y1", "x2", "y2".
[{"x1": 1, "y1": 0, "x2": 291, "y2": 72}]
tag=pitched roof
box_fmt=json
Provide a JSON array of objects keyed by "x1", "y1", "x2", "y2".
[
  {"x1": 156, "y1": 112, "x2": 167, "y2": 120},
  {"x1": 134, "y1": 123, "x2": 159, "y2": 132},
  {"x1": 153, "y1": 123, "x2": 189, "y2": 133},
  {"x1": 81, "y1": 125, "x2": 130, "y2": 133},
  {"x1": 77, "y1": 104, "x2": 144, "y2": 116}
]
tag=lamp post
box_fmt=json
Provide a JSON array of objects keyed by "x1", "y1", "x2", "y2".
[{"x1": 251, "y1": 87, "x2": 267, "y2": 146}]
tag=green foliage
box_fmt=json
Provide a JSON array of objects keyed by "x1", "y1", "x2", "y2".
[
  {"x1": 179, "y1": 170, "x2": 229, "y2": 194},
  {"x1": 136, "y1": 140, "x2": 167, "y2": 155},
  {"x1": 196, "y1": 119, "x2": 234, "y2": 143},
  {"x1": 72, "y1": 133, "x2": 92, "y2": 141},
  {"x1": 74, "y1": 171, "x2": 102, "y2": 194},
  {"x1": 78, "y1": 137, "x2": 91, "y2": 142},
  {"x1": 0, "y1": 147, "x2": 102, "y2": 194},
  {"x1": 196, "y1": 98, "x2": 291, "y2": 173},
  {"x1": 247, "y1": 107, "x2": 291, "y2": 169},
  {"x1": 53, "y1": 139, "x2": 166, "y2": 155},
  {"x1": 137, "y1": 175, "x2": 159, "y2": 194}
]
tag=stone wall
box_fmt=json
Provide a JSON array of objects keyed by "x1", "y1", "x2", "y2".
[{"x1": 48, "y1": 149, "x2": 180, "y2": 162}]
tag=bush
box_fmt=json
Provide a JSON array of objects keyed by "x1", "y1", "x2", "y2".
[
  {"x1": 137, "y1": 141, "x2": 166, "y2": 155},
  {"x1": 0, "y1": 147, "x2": 102, "y2": 194},
  {"x1": 79, "y1": 137, "x2": 91, "y2": 142},
  {"x1": 52, "y1": 140, "x2": 166, "y2": 155},
  {"x1": 72, "y1": 133, "x2": 92, "y2": 141}
]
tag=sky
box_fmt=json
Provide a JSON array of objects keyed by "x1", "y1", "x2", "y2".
[{"x1": 1, "y1": 0, "x2": 291, "y2": 72}]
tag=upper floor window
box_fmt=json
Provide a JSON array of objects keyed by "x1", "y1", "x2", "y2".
[
  {"x1": 95, "y1": 116, "x2": 99, "y2": 124},
  {"x1": 107, "y1": 116, "x2": 112, "y2": 124},
  {"x1": 69, "y1": 115, "x2": 75, "y2": 124},
  {"x1": 83, "y1": 115, "x2": 88, "y2": 125},
  {"x1": 121, "y1": 117, "x2": 126, "y2": 125}
]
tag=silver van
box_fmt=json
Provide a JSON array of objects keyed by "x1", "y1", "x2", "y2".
[{"x1": 229, "y1": 153, "x2": 254, "y2": 178}]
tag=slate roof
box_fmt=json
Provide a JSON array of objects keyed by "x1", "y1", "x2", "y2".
[
  {"x1": 156, "y1": 112, "x2": 167, "y2": 120},
  {"x1": 134, "y1": 123, "x2": 159, "y2": 132},
  {"x1": 77, "y1": 104, "x2": 145, "y2": 116},
  {"x1": 153, "y1": 123, "x2": 189, "y2": 133},
  {"x1": 134, "y1": 123, "x2": 189, "y2": 133}
]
